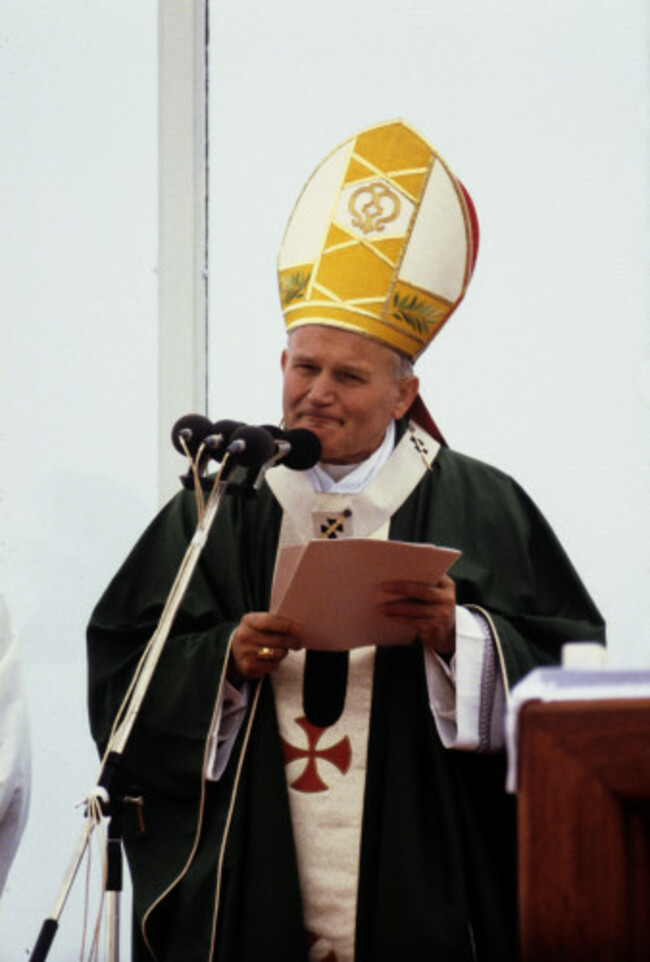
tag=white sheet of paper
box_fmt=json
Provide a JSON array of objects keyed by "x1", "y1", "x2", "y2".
[{"x1": 271, "y1": 539, "x2": 461, "y2": 651}]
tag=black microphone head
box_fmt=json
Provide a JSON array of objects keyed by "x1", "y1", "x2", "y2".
[
  {"x1": 281, "y1": 428, "x2": 322, "y2": 470},
  {"x1": 227, "y1": 425, "x2": 276, "y2": 467},
  {"x1": 171, "y1": 414, "x2": 213, "y2": 456},
  {"x1": 212, "y1": 419, "x2": 244, "y2": 440},
  {"x1": 259, "y1": 424, "x2": 284, "y2": 439},
  {"x1": 202, "y1": 419, "x2": 245, "y2": 458}
]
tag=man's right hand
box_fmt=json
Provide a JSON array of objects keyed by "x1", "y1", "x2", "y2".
[{"x1": 228, "y1": 612, "x2": 303, "y2": 682}]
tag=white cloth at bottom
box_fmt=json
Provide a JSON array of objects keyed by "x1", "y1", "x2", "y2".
[{"x1": 0, "y1": 595, "x2": 31, "y2": 895}]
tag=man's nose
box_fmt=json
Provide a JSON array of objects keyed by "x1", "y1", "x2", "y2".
[{"x1": 308, "y1": 373, "x2": 335, "y2": 404}]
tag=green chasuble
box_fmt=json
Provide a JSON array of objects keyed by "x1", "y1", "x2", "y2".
[{"x1": 87, "y1": 436, "x2": 605, "y2": 962}]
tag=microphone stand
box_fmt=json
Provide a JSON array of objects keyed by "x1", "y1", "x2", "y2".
[{"x1": 28, "y1": 444, "x2": 279, "y2": 962}]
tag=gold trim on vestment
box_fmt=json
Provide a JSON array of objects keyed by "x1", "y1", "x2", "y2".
[{"x1": 465, "y1": 604, "x2": 511, "y2": 702}]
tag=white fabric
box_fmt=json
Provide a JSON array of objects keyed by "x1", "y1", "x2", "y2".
[
  {"x1": 0, "y1": 596, "x2": 31, "y2": 895},
  {"x1": 278, "y1": 140, "x2": 352, "y2": 267},
  {"x1": 305, "y1": 421, "x2": 396, "y2": 493},
  {"x1": 400, "y1": 158, "x2": 469, "y2": 299},
  {"x1": 265, "y1": 422, "x2": 438, "y2": 550},
  {"x1": 204, "y1": 678, "x2": 249, "y2": 781},
  {"x1": 505, "y1": 666, "x2": 650, "y2": 792},
  {"x1": 425, "y1": 606, "x2": 506, "y2": 752},
  {"x1": 273, "y1": 647, "x2": 375, "y2": 962}
]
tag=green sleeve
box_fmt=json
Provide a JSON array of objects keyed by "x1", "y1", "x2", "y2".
[
  {"x1": 390, "y1": 447, "x2": 606, "y2": 691},
  {"x1": 86, "y1": 486, "x2": 281, "y2": 795}
]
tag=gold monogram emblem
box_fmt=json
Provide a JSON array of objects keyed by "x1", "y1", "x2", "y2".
[{"x1": 348, "y1": 181, "x2": 401, "y2": 234}]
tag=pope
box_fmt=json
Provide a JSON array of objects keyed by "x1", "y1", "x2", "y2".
[{"x1": 87, "y1": 121, "x2": 605, "y2": 962}]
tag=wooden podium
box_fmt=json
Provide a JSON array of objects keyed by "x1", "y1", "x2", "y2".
[{"x1": 517, "y1": 697, "x2": 650, "y2": 961}]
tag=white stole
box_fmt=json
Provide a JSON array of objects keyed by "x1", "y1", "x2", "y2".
[{"x1": 267, "y1": 424, "x2": 438, "y2": 961}]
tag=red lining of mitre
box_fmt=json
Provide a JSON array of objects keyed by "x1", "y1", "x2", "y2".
[{"x1": 459, "y1": 180, "x2": 479, "y2": 275}]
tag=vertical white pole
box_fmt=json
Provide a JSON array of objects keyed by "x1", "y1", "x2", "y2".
[{"x1": 158, "y1": 0, "x2": 208, "y2": 504}]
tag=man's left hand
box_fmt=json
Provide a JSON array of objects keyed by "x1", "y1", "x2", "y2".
[{"x1": 379, "y1": 574, "x2": 456, "y2": 656}]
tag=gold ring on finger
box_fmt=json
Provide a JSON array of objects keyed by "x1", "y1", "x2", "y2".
[{"x1": 257, "y1": 646, "x2": 276, "y2": 662}]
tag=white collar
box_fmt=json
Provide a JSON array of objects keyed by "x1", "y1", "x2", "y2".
[
  {"x1": 266, "y1": 421, "x2": 440, "y2": 548},
  {"x1": 305, "y1": 421, "x2": 396, "y2": 493}
]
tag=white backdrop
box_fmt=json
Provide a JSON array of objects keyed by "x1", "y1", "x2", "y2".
[
  {"x1": 1, "y1": 1, "x2": 158, "y2": 957},
  {"x1": 1, "y1": 0, "x2": 648, "y2": 959}
]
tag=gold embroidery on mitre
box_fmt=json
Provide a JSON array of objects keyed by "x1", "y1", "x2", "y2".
[
  {"x1": 278, "y1": 121, "x2": 474, "y2": 360},
  {"x1": 388, "y1": 280, "x2": 452, "y2": 353},
  {"x1": 348, "y1": 181, "x2": 401, "y2": 235},
  {"x1": 280, "y1": 266, "x2": 312, "y2": 307}
]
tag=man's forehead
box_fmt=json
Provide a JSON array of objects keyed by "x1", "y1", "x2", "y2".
[{"x1": 286, "y1": 325, "x2": 395, "y2": 367}]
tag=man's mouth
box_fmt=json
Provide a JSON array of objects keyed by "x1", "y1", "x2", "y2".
[{"x1": 298, "y1": 412, "x2": 341, "y2": 428}]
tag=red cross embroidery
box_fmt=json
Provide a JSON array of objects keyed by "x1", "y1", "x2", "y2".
[{"x1": 281, "y1": 716, "x2": 352, "y2": 793}]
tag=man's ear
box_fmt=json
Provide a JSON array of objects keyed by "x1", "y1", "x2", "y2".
[
  {"x1": 392, "y1": 376, "x2": 420, "y2": 419},
  {"x1": 280, "y1": 347, "x2": 289, "y2": 374}
]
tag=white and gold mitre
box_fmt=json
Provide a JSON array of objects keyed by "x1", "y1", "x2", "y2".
[{"x1": 277, "y1": 120, "x2": 479, "y2": 362}]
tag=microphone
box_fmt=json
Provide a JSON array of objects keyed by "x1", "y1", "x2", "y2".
[
  {"x1": 225, "y1": 425, "x2": 277, "y2": 467},
  {"x1": 260, "y1": 426, "x2": 322, "y2": 470},
  {"x1": 202, "y1": 419, "x2": 244, "y2": 459},
  {"x1": 171, "y1": 414, "x2": 214, "y2": 457},
  {"x1": 171, "y1": 416, "x2": 244, "y2": 460},
  {"x1": 279, "y1": 428, "x2": 322, "y2": 469},
  {"x1": 172, "y1": 417, "x2": 321, "y2": 472}
]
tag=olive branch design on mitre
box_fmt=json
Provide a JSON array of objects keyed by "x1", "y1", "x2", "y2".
[
  {"x1": 391, "y1": 292, "x2": 443, "y2": 335},
  {"x1": 280, "y1": 270, "x2": 311, "y2": 306}
]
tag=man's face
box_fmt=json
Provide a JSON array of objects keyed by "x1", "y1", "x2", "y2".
[{"x1": 281, "y1": 326, "x2": 419, "y2": 464}]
